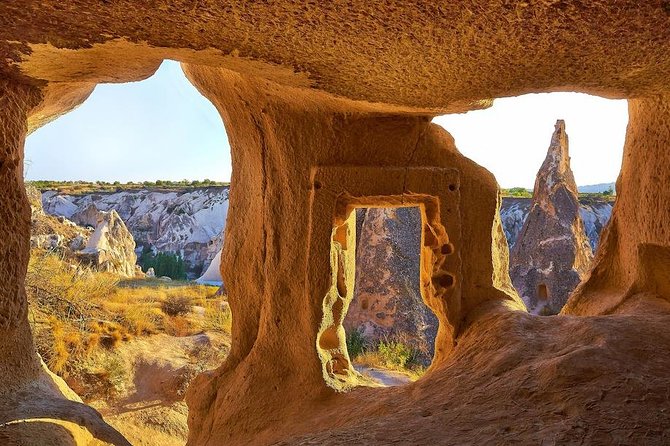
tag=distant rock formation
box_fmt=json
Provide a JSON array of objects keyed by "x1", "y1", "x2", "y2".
[
  {"x1": 343, "y1": 207, "x2": 437, "y2": 365},
  {"x1": 509, "y1": 120, "x2": 594, "y2": 315},
  {"x1": 42, "y1": 187, "x2": 229, "y2": 278},
  {"x1": 29, "y1": 184, "x2": 138, "y2": 278},
  {"x1": 78, "y1": 209, "x2": 138, "y2": 278},
  {"x1": 501, "y1": 197, "x2": 612, "y2": 251}
]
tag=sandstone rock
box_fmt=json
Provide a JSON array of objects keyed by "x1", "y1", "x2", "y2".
[
  {"x1": 344, "y1": 207, "x2": 437, "y2": 364},
  {"x1": 79, "y1": 210, "x2": 137, "y2": 278},
  {"x1": 509, "y1": 120, "x2": 593, "y2": 315},
  {"x1": 2, "y1": 5, "x2": 670, "y2": 445},
  {"x1": 68, "y1": 233, "x2": 88, "y2": 251},
  {"x1": 146, "y1": 267, "x2": 156, "y2": 278},
  {"x1": 501, "y1": 197, "x2": 613, "y2": 251},
  {"x1": 70, "y1": 202, "x2": 102, "y2": 228}
]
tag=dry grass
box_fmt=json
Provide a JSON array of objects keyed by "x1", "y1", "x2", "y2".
[{"x1": 27, "y1": 249, "x2": 231, "y2": 380}]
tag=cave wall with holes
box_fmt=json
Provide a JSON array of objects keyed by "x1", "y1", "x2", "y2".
[{"x1": 1, "y1": 2, "x2": 670, "y2": 445}]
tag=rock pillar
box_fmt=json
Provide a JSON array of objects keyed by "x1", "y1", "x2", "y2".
[
  {"x1": 510, "y1": 120, "x2": 593, "y2": 314},
  {"x1": 0, "y1": 79, "x2": 42, "y2": 384}
]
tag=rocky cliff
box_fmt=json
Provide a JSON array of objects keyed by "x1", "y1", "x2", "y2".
[
  {"x1": 29, "y1": 185, "x2": 138, "y2": 278},
  {"x1": 501, "y1": 197, "x2": 613, "y2": 251},
  {"x1": 42, "y1": 187, "x2": 229, "y2": 278},
  {"x1": 509, "y1": 120, "x2": 594, "y2": 315}
]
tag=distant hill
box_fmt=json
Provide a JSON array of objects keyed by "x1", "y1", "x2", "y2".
[{"x1": 578, "y1": 182, "x2": 615, "y2": 194}]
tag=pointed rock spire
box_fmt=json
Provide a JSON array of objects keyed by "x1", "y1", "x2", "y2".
[{"x1": 509, "y1": 120, "x2": 593, "y2": 315}]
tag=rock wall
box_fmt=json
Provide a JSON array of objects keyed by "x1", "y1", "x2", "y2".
[
  {"x1": 565, "y1": 95, "x2": 670, "y2": 316},
  {"x1": 344, "y1": 207, "x2": 438, "y2": 365},
  {"x1": 42, "y1": 187, "x2": 228, "y2": 277},
  {"x1": 509, "y1": 121, "x2": 593, "y2": 315}
]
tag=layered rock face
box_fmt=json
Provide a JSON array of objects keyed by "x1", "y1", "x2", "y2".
[
  {"x1": 344, "y1": 207, "x2": 437, "y2": 364},
  {"x1": 510, "y1": 121, "x2": 593, "y2": 315},
  {"x1": 501, "y1": 197, "x2": 613, "y2": 251},
  {"x1": 42, "y1": 187, "x2": 228, "y2": 277}
]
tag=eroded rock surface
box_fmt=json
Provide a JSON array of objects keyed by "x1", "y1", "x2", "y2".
[
  {"x1": 79, "y1": 209, "x2": 137, "y2": 278},
  {"x1": 344, "y1": 207, "x2": 437, "y2": 364},
  {"x1": 510, "y1": 120, "x2": 593, "y2": 315},
  {"x1": 501, "y1": 197, "x2": 613, "y2": 251},
  {"x1": 42, "y1": 187, "x2": 228, "y2": 277}
]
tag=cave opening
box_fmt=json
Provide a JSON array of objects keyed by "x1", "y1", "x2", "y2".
[
  {"x1": 435, "y1": 93, "x2": 627, "y2": 315},
  {"x1": 344, "y1": 206, "x2": 436, "y2": 386},
  {"x1": 22, "y1": 59, "x2": 233, "y2": 445}
]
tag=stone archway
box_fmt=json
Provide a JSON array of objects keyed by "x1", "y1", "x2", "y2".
[{"x1": 1, "y1": 2, "x2": 670, "y2": 444}]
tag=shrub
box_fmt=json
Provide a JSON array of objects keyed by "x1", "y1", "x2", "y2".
[
  {"x1": 346, "y1": 329, "x2": 367, "y2": 359},
  {"x1": 377, "y1": 340, "x2": 414, "y2": 368},
  {"x1": 164, "y1": 315, "x2": 192, "y2": 337},
  {"x1": 161, "y1": 295, "x2": 192, "y2": 317}
]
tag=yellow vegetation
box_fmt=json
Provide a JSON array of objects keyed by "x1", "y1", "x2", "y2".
[{"x1": 27, "y1": 249, "x2": 231, "y2": 381}]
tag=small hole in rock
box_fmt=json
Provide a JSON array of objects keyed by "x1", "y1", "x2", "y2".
[{"x1": 440, "y1": 243, "x2": 454, "y2": 255}]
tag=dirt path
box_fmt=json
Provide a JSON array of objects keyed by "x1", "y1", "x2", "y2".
[{"x1": 354, "y1": 366, "x2": 413, "y2": 387}]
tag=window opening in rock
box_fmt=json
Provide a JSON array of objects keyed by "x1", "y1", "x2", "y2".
[
  {"x1": 537, "y1": 283, "x2": 549, "y2": 300},
  {"x1": 317, "y1": 203, "x2": 444, "y2": 390},
  {"x1": 435, "y1": 94, "x2": 627, "y2": 316},
  {"x1": 23, "y1": 60, "x2": 232, "y2": 444}
]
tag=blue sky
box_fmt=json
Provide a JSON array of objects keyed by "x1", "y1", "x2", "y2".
[
  {"x1": 25, "y1": 60, "x2": 628, "y2": 188},
  {"x1": 25, "y1": 60, "x2": 231, "y2": 183}
]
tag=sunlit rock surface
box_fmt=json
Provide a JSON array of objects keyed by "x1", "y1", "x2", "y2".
[
  {"x1": 501, "y1": 197, "x2": 612, "y2": 251},
  {"x1": 79, "y1": 209, "x2": 137, "y2": 278},
  {"x1": 42, "y1": 187, "x2": 229, "y2": 277},
  {"x1": 344, "y1": 207, "x2": 437, "y2": 365},
  {"x1": 509, "y1": 120, "x2": 594, "y2": 315}
]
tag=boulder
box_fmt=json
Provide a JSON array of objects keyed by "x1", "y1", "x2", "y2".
[
  {"x1": 30, "y1": 233, "x2": 64, "y2": 250},
  {"x1": 509, "y1": 120, "x2": 593, "y2": 315},
  {"x1": 146, "y1": 267, "x2": 156, "y2": 278},
  {"x1": 79, "y1": 210, "x2": 137, "y2": 278}
]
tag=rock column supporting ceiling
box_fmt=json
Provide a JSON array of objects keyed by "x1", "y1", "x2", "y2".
[
  {"x1": 181, "y1": 64, "x2": 524, "y2": 445},
  {"x1": 0, "y1": 79, "x2": 42, "y2": 382},
  {"x1": 564, "y1": 94, "x2": 670, "y2": 316}
]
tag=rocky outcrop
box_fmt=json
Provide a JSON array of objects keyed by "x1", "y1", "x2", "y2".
[
  {"x1": 29, "y1": 184, "x2": 138, "y2": 278},
  {"x1": 501, "y1": 197, "x2": 613, "y2": 251},
  {"x1": 509, "y1": 120, "x2": 593, "y2": 315},
  {"x1": 42, "y1": 187, "x2": 229, "y2": 277},
  {"x1": 344, "y1": 207, "x2": 437, "y2": 365},
  {"x1": 78, "y1": 209, "x2": 137, "y2": 278}
]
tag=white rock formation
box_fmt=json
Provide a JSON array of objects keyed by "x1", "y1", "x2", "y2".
[
  {"x1": 79, "y1": 210, "x2": 137, "y2": 278},
  {"x1": 42, "y1": 187, "x2": 229, "y2": 277}
]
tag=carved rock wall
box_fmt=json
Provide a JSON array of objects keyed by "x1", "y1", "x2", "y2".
[
  {"x1": 564, "y1": 95, "x2": 670, "y2": 316},
  {"x1": 181, "y1": 65, "x2": 521, "y2": 444}
]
